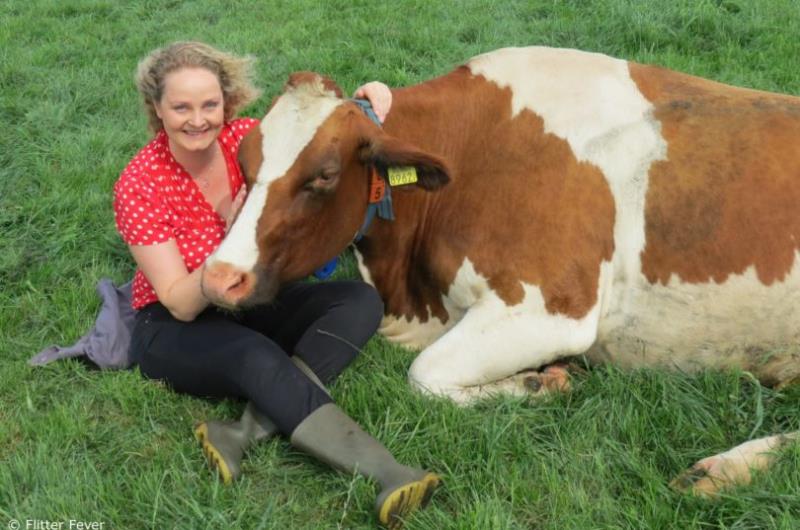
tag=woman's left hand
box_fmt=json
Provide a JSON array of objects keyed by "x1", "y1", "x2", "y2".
[
  {"x1": 353, "y1": 81, "x2": 392, "y2": 123},
  {"x1": 225, "y1": 186, "x2": 247, "y2": 233}
]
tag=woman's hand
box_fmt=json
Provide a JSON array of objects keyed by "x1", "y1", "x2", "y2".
[
  {"x1": 353, "y1": 81, "x2": 392, "y2": 123},
  {"x1": 225, "y1": 186, "x2": 247, "y2": 233}
]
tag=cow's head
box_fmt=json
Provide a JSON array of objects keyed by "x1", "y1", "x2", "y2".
[{"x1": 201, "y1": 72, "x2": 450, "y2": 308}]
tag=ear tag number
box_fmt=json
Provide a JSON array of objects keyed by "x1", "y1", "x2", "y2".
[{"x1": 387, "y1": 166, "x2": 418, "y2": 186}]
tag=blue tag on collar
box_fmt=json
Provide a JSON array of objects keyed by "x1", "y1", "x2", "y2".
[{"x1": 313, "y1": 256, "x2": 339, "y2": 280}]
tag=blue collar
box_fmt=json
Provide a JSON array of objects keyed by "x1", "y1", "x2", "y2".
[{"x1": 352, "y1": 98, "x2": 395, "y2": 242}]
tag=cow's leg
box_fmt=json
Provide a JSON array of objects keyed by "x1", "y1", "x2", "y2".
[
  {"x1": 670, "y1": 431, "x2": 799, "y2": 496},
  {"x1": 406, "y1": 293, "x2": 599, "y2": 404}
]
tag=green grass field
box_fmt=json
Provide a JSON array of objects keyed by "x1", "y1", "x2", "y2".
[{"x1": 2, "y1": 0, "x2": 800, "y2": 528}]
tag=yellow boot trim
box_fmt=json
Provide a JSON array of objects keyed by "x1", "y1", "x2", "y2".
[
  {"x1": 194, "y1": 423, "x2": 234, "y2": 485},
  {"x1": 377, "y1": 472, "x2": 441, "y2": 529}
]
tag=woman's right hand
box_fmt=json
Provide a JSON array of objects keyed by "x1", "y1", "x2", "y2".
[{"x1": 353, "y1": 81, "x2": 393, "y2": 123}]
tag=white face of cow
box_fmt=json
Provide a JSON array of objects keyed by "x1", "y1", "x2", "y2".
[{"x1": 202, "y1": 76, "x2": 345, "y2": 307}]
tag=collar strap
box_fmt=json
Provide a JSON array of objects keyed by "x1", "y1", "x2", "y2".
[
  {"x1": 352, "y1": 98, "x2": 395, "y2": 242},
  {"x1": 352, "y1": 98, "x2": 382, "y2": 126}
]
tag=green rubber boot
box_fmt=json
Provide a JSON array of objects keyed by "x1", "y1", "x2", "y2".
[
  {"x1": 194, "y1": 401, "x2": 277, "y2": 484},
  {"x1": 290, "y1": 403, "x2": 440, "y2": 529},
  {"x1": 195, "y1": 356, "x2": 328, "y2": 483}
]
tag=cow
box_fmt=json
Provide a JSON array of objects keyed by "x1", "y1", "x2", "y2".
[{"x1": 200, "y1": 47, "x2": 800, "y2": 496}]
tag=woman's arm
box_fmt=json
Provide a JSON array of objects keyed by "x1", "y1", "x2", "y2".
[
  {"x1": 353, "y1": 81, "x2": 392, "y2": 122},
  {"x1": 124, "y1": 181, "x2": 246, "y2": 322},
  {"x1": 129, "y1": 241, "x2": 209, "y2": 322}
]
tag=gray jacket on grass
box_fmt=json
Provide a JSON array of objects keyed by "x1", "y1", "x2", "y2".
[{"x1": 29, "y1": 278, "x2": 135, "y2": 370}]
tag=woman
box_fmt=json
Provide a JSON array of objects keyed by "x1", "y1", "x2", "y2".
[{"x1": 113, "y1": 41, "x2": 439, "y2": 528}]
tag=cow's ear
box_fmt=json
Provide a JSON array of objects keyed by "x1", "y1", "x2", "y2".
[
  {"x1": 361, "y1": 135, "x2": 451, "y2": 190},
  {"x1": 238, "y1": 127, "x2": 264, "y2": 189}
]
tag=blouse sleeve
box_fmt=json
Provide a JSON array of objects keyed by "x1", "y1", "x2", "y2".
[{"x1": 113, "y1": 169, "x2": 173, "y2": 246}]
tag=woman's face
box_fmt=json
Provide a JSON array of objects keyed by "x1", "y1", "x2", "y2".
[{"x1": 155, "y1": 67, "x2": 225, "y2": 154}]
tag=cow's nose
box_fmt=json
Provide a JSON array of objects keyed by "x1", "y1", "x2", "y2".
[{"x1": 202, "y1": 262, "x2": 252, "y2": 305}]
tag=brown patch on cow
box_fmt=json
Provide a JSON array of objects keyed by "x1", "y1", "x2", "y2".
[
  {"x1": 238, "y1": 126, "x2": 263, "y2": 190},
  {"x1": 358, "y1": 67, "x2": 616, "y2": 321},
  {"x1": 630, "y1": 63, "x2": 800, "y2": 285}
]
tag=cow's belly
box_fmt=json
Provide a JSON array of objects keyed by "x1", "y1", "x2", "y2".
[{"x1": 593, "y1": 252, "x2": 800, "y2": 384}]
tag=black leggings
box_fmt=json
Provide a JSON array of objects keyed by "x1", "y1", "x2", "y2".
[{"x1": 129, "y1": 280, "x2": 383, "y2": 434}]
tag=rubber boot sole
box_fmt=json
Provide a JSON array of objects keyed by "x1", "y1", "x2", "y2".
[
  {"x1": 377, "y1": 472, "x2": 441, "y2": 529},
  {"x1": 194, "y1": 423, "x2": 236, "y2": 485}
]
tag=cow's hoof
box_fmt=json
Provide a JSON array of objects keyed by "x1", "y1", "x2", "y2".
[
  {"x1": 669, "y1": 452, "x2": 753, "y2": 497},
  {"x1": 522, "y1": 364, "x2": 571, "y2": 396},
  {"x1": 523, "y1": 374, "x2": 543, "y2": 392},
  {"x1": 669, "y1": 461, "x2": 724, "y2": 497},
  {"x1": 669, "y1": 433, "x2": 795, "y2": 497}
]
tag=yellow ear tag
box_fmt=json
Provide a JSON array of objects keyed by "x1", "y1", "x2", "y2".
[{"x1": 387, "y1": 166, "x2": 418, "y2": 186}]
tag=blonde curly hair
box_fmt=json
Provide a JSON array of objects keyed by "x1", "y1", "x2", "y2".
[{"x1": 135, "y1": 41, "x2": 261, "y2": 133}]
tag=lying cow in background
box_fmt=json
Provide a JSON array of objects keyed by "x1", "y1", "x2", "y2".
[{"x1": 201, "y1": 47, "x2": 800, "y2": 495}]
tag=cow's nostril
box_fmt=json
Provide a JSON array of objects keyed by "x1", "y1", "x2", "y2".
[
  {"x1": 227, "y1": 273, "x2": 247, "y2": 293},
  {"x1": 218, "y1": 272, "x2": 242, "y2": 293},
  {"x1": 227, "y1": 274, "x2": 243, "y2": 290}
]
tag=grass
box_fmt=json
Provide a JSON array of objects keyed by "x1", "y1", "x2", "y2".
[{"x1": 2, "y1": 0, "x2": 800, "y2": 528}]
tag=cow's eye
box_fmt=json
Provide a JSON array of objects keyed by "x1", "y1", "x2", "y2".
[{"x1": 304, "y1": 167, "x2": 340, "y2": 194}]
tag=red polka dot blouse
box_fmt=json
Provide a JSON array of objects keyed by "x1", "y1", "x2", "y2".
[{"x1": 113, "y1": 118, "x2": 260, "y2": 310}]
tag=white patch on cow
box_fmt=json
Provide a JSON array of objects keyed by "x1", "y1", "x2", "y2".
[
  {"x1": 208, "y1": 179, "x2": 270, "y2": 270},
  {"x1": 468, "y1": 46, "x2": 668, "y2": 323},
  {"x1": 404, "y1": 258, "x2": 609, "y2": 404},
  {"x1": 208, "y1": 80, "x2": 344, "y2": 270},
  {"x1": 594, "y1": 250, "x2": 800, "y2": 375},
  {"x1": 353, "y1": 248, "x2": 375, "y2": 286}
]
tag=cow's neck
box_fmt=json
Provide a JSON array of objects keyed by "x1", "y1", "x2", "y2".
[{"x1": 355, "y1": 67, "x2": 483, "y2": 325}]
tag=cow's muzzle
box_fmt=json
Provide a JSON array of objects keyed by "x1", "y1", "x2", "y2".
[{"x1": 201, "y1": 261, "x2": 260, "y2": 309}]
